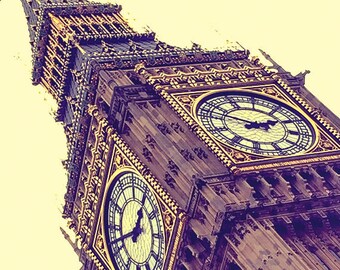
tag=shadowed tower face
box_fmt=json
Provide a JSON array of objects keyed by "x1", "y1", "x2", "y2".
[{"x1": 20, "y1": 1, "x2": 340, "y2": 269}]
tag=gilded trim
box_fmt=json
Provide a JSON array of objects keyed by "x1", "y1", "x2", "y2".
[
  {"x1": 167, "y1": 212, "x2": 188, "y2": 270},
  {"x1": 191, "y1": 88, "x2": 320, "y2": 157}
]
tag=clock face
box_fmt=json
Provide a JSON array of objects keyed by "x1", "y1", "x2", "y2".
[
  {"x1": 104, "y1": 171, "x2": 165, "y2": 270},
  {"x1": 195, "y1": 91, "x2": 316, "y2": 156}
]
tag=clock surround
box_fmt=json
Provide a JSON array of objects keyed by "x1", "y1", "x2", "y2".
[
  {"x1": 103, "y1": 169, "x2": 165, "y2": 270},
  {"x1": 194, "y1": 90, "x2": 318, "y2": 157}
]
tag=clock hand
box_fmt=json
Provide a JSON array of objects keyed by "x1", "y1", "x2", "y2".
[
  {"x1": 261, "y1": 120, "x2": 278, "y2": 130},
  {"x1": 245, "y1": 120, "x2": 278, "y2": 130},
  {"x1": 111, "y1": 207, "x2": 144, "y2": 245},
  {"x1": 132, "y1": 207, "x2": 144, "y2": 242},
  {"x1": 224, "y1": 114, "x2": 254, "y2": 124},
  {"x1": 110, "y1": 231, "x2": 135, "y2": 245}
]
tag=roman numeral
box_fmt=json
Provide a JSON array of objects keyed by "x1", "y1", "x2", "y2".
[
  {"x1": 288, "y1": 130, "x2": 300, "y2": 135},
  {"x1": 112, "y1": 243, "x2": 124, "y2": 256},
  {"x1": 150, "y1": 250, "x2": 158, "y2": 261},
  {"x1": 251, "y1": 97, "x2": 255, "y2": 109},
  {"x1": 253, "y1": 142, "x2": 260, "y2": 151},
  {"x1": 153, "y1": 233, "x2": 163, "y2": 240},
  {"x1": 282, "y1": 119, "x2": 302, "y2": 124},
  {"x1": 115, "y1": 204, "x2": 122, "y2": 214},
  {"x1": 285, "y1": 139, "x2": 296, "y2": 145},
  {"x1": 207, "y1": 126, "x2": 228, "y2": 132},
  {"x1": 132, "y1": 182, "x2": 136, "y2": 199},
  {"x1": 224, "y1": 97, "x2": 240, "y2": 109},
  {"x1": 141, "y1": 192, "x2": 147, "y2": 205},
  {"x1": 269, "y1": 106, "x2": 279, "y2": 115},
  {"x1": 271, "y1": 142, "x2": 281, "y2": 150},
  {"x1": 148, "y1": 210, "x2": 156, "y2": 220},
  {"x1": 109, "y1": 224, "x2": 121, "y2": 231},
  {"x1": 231, "y1": 135, "x2": 242, "y2": 143},
  {"x1": 208, "y1": 115, "x2": 224, "y2": 121}
]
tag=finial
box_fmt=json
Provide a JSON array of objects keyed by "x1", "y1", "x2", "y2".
[
  {"x1": 191, "y1": 42, "x2": 202, "y2": 50},
  {"x1": 60, "y1": 227, "x2": 81, "y2": 256},
  {"x1": 259, "y1": 48, "x2": 286, "y2": 73},
  {"x1": 295, "y1": 70, "x2": 310, "y2": 85}
]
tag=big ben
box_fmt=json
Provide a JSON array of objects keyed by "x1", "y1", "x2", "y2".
[{"x1": 20, "y1": 0, "x2": 340, "y2": 269}]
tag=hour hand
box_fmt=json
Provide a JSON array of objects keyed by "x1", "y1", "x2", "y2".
[
  {"x1": 132, "y1": 207, "x2": 144, "y2": 242},
  {"x1": 245, "y1": 120, "x2": 277, "y2": 130}
]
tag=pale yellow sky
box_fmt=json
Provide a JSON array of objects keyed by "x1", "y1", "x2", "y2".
[{"x1": 0, "y1": 0, "x2": 339, "y2": 269}]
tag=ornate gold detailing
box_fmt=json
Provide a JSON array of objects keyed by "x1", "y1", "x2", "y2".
[
  {"x1": 231, "y1": 151, "x2": 250, "y2": 162},
  {"x1": 85, "y1": 247, "x2": 105, "y2": 270},
  {"x1": 167, "y1": 212, "x2": 188, "y2": 270},
  {"x1": 176, "y1": 95, "x2": 197, "y2": 112},
  {"x1": 95, "y1": 234, "x2": 105, "y2": 253},
  {"x1": 315, "y1": 133, "x2": 338, "y2": 151},
  {"x1": 100, "y1": 40, "x2": 116, "y2": 54},
  {"x1": 74, "y1": 105, "x2": 113, "y2": 244},
  {"x1": 136, "y1": 62, "x2": 272, "y2": 92},
  {"x1": 164, "y1": 209, "x2": 175, "y2": 231},
  {"x1": 49, "y1": 13, "x2": 64, "y2": 31},
  {"x1": 112, "y1": 147, "x2": 131, "y2": 170}
]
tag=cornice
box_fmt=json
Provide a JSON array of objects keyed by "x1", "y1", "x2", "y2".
[{"x1": 222, "y1": 194, "x2": 340, "y2": 223}]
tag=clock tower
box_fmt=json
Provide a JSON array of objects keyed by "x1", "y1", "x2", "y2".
[{"x1": 21, "y1": 1, "x2": 340, "y2": 269}]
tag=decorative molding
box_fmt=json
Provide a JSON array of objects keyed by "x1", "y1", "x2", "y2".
[
  {"x1": 239, "y1": 153, "x2": 340, "y2": 173},
  {"x1": 168, "y1": 160, "x2": 180, "y2": 176},
  {"x1": 164, "y1": 172, "x2": 176, "y2": 189}
]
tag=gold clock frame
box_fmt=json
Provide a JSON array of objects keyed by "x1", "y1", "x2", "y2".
[
  {"x1": 101, "y1": 167, "x2": 167, "y2": 270},
  {"x1": 191, "y1": 88, "x2": 320, "y2": 158},
  {"x1": 92, "y1": 141, "x2": 186, "y2": 270}
]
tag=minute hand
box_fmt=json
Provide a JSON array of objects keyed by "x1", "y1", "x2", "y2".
[
  {"x1": 111, "y1": 231, "x2": 134, "y2": 245},
  {"x1": 224, "y1": 114, "x2": 254, "y2": 124}
]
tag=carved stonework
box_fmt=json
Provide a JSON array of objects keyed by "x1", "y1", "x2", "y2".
[
  {"x1": 164, "y1": 209, "x2": 175, "y2": 231},
  {"x1": 192, "y1": 147, "x2": 208, "y2": 159},
  {"x1": 145, "y1": 134, "x2": 156, "y2": 148},
  {"x1": 142, "y1": 146, "x2": 153, "y2": 162},
  {"x1": 164, "y1": 172, "x2": 176, "y2": 189},
  {"x1": 315, "y1": 133, "x2": 337, "y2": 151},
  {"x1": 168, "y1": 160, "x2": 180, "y2": 175},
  {"x1": 112, "y1": 146, "x2": 131, "y2": 172},
  {"x1": 157, "y1": 122, "x2": 172, "y2": 135}
]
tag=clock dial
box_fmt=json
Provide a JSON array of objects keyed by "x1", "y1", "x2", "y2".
[
  {"x1": 195, "y1": 91, "x2": 316, "y2": 156},
  {"x1": 105, "y1": 171, "x2": 165, "y2": 270}
]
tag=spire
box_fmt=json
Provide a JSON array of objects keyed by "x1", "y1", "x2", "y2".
[
  {"x1": 259, "y1": 48, "x2": 286, "y2": 73},
  {"x1": 259, "y1": 49, "x2": 310, "y2": 86},
  {"x1": 60, "y1": 226, "x2": 81, "y2": 257}
]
